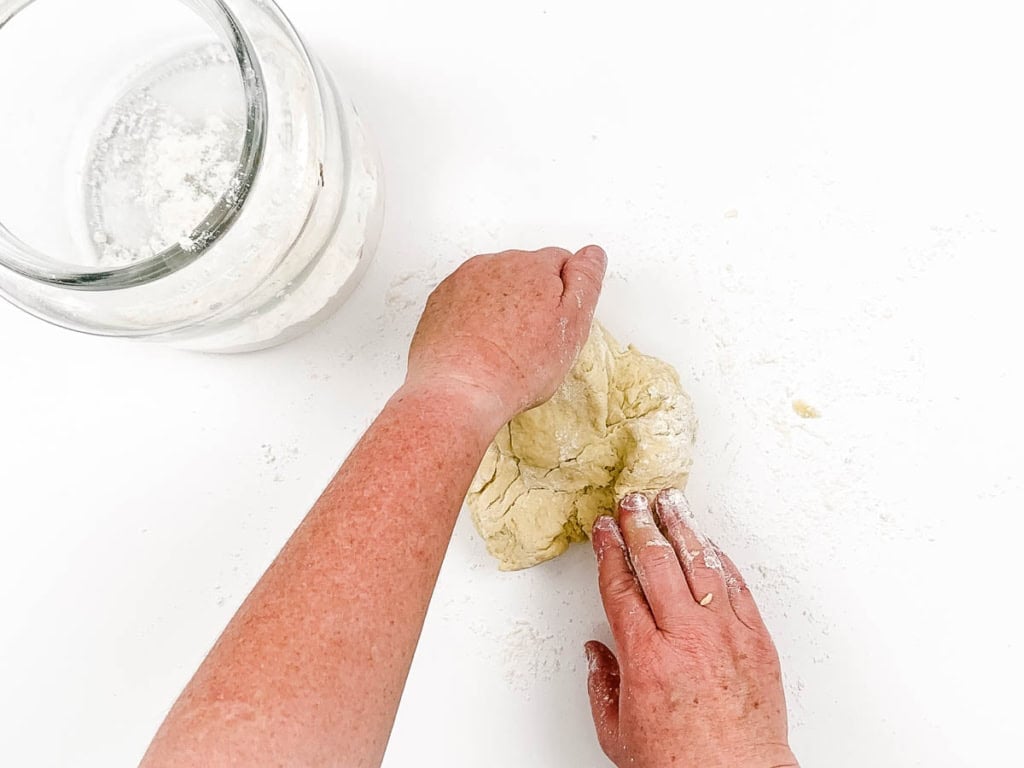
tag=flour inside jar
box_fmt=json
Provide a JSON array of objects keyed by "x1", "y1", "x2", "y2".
[{"x1": 82, "y1": 44, "x2": 246, "y2": 267}]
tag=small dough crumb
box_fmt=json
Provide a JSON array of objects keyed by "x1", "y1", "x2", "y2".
[
  {"x1": 792, "y1": 399, "x2": 822, "y2": 419},
  {"x1": 467, "y1": 323, "x2": 698, "y2": 571}
]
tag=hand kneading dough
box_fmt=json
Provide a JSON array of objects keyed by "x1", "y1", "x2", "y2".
[{"x1": 467, "y1": 323, "x2": 697, "y2": 571}]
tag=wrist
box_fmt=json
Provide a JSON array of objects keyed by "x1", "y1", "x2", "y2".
[
  {"x1": 396, "y1": 375, "x2": 511, "y2": 441},
  {"x1": 750, "y1": 746, "x2": 799, "y2": 768}
]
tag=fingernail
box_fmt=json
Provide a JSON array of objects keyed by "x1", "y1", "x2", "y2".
[
  {"x1": 618, "y1": 492, "x2": 649, "y2": 514},
  {"x1": 620, "y1": 493, "x2": 658, "y2": 531},
  {"x1": 593, "y1": 516, "x2": 627, "y2": 554},
  {"x1": 577, "y1": 245, "x2": 608, "y2": 275},
  {"x1": 656, "y1": 488, "x2": 689, "y2": 514},
  {"x1": 654, "y1": 489, "x2": 692, "y2": 530}
]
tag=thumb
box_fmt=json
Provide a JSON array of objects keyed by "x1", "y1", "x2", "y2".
[
  {"x1": 561, "y1": 245, "x2": 607, "y2": 323},
  {"x1": 585, "y1": 640, "x2": 622, "y2": 760}
]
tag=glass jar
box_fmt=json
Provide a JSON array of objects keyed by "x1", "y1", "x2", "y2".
[{"x1": 0, "y1": 0, "x2": 382, "y2": 352}]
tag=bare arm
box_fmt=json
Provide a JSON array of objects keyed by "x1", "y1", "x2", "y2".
[{"x1": 141, "y1": 246, "x2": 607, "y2": 768}]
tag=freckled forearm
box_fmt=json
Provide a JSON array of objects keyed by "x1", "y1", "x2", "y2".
[
  {"x1": 144, "y1": 246, "x2": 607, "y2": 768},
  {"x1": 302, "y1": 382, "x2": 503, "y2": 640},
  {"x1": 143, "y1": 382, "x2": 505, "y2": 767}
]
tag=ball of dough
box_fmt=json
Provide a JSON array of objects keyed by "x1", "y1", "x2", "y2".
[{"x1": 466, "y1": 323, "x2": 698, "y2": 571}]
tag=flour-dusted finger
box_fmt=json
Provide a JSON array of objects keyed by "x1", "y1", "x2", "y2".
[
  {"x1": 584, "y1": 640, "x2": 623, "y2": 763},
  {"x1": 558, "y1": 246, "x2": 606, "y2": 354},
  {"x1": 592, "y1": 515, "x2": 656, "y2": 651},
  {"x1": 716, "y1": 548, "x2": 769, "y2": 632},
  {"x1": 653, "y1": 489, "x2": 730, "y2": 614},
  {"x1": 617, "y1": 493, "x2": 695, "y2": 630},
  {"x1": 561, "y1": 245, "x2": 607, "y2": 314}
]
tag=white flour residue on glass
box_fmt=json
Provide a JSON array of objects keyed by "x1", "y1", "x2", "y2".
[{"x1": 83, "y1": 45, "x2": 245, "y2": 267}]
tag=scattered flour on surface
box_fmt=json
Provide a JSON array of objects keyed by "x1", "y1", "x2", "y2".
[
  {"x1": 384, "y1": 263, "x2": 449, "y2": 313},
  {"x1": 501, "y1": 621, "x2": 564, "y2": 693}
]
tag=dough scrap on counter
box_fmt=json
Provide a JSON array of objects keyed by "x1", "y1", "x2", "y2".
[{"x1": 467, "y1": 323, "x2": 698, "y2": 571}]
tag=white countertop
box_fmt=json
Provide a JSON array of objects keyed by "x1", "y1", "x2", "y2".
[{"x1": 2, "y1": 1, "x2": 1021, "y2": 765}]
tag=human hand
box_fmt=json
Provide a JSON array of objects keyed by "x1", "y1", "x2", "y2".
[
  {"x1": 406, "y1": 246, "x2": 607, "y2": 425},
  {"x1": 586, "y1": 491, "x2": 798, "y2": 768}
]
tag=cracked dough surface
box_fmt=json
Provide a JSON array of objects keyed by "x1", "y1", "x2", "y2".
[{"x1": 467, "y1": 323, "x2": 698, "y2": 571}]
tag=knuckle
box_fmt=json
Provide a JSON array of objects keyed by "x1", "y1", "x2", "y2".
[
  {"x1": 601, "y1": 572, "x2": 639, "y2": 604},
  {"x1": 666, "y1": 623, "x2": 722, "y2": 657},
  {"x1": 729, "y1": 572, "x2": 750, "y2": 592},
  {"x1": 539, "y1": 246, "x2": 573, "y2": 260},
  {"x1": 454, "y1": 255, "x2": 481, "y2": 273},
  {"x1": 637, "y1": 549, "x2": 680, "y2": 583},
  {"x1": 424, "y1": 284, "x2": 447, "y2": 306},
  {"x1": 691, "y1": 560, "x2": 724, "y2": 583},
  {"x1": 454, "y1": 253, "x2": 492, "y2": 277},
  {"x1": 642, "y1": 543, "x2": 678, "y2": 569}
]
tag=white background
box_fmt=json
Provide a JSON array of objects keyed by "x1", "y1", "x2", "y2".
[{"x1": 2, "y1": 1, "x2": 1022, "y2": 766}]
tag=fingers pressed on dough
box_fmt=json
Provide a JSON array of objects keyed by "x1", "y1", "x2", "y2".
[
  {"x1": 592, "y1": 516, "x2": 656, "y2": 650},
  {"x1": 616, "y1": 493, "x2": 695, "y2": 629},
  {"x1": 465, "y1": 324, "x2": 696, "y2": 572}
]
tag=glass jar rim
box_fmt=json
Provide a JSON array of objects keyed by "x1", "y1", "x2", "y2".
[{"x1": 0, "y1": 0, "x2": 268, "y2": 291}]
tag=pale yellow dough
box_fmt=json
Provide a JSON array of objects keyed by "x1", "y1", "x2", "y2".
[{"x1": 467, "y1": 323, "x2": 698, "y2": 571}]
